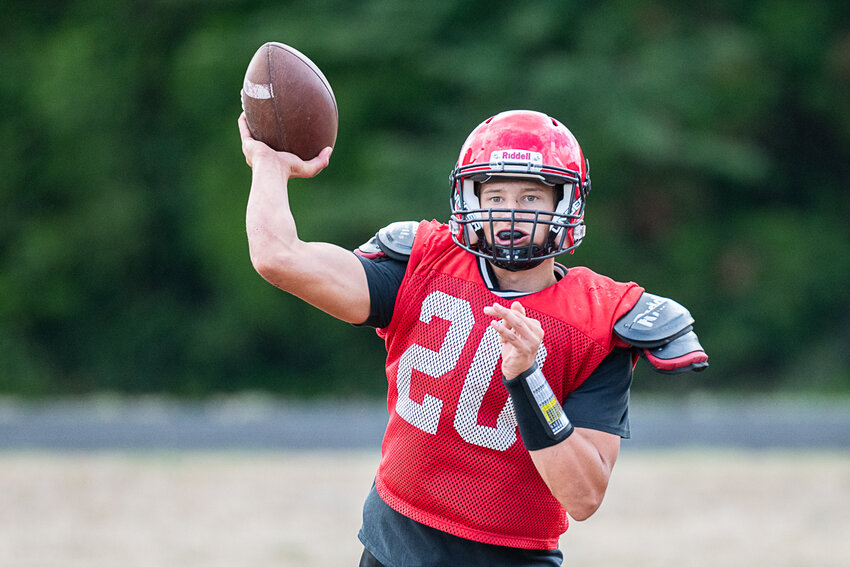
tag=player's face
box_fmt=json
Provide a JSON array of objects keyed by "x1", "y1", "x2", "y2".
[{"x1": 477, "y1": 178, "x2": 556, "y2": 249}]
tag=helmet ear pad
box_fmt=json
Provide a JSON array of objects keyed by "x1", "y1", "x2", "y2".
[
  {"x1": 549, "y1": 182, "x2": 584, "y2": 253},
  {"x1": 447, "y1": 178, "x2": 486, "y2": 252}
]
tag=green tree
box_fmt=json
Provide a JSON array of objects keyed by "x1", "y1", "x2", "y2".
[{"x1": 1, "y1": 0, "x2": 848, "y2": 397}]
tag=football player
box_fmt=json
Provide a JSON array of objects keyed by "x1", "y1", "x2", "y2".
[{"x1": 238, "y1": 109, "x2": 707, "y2": 566}]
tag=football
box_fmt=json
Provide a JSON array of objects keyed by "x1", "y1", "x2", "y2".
[{"x1": 241, "y1": 42, "x2": 338, "y2": 160}]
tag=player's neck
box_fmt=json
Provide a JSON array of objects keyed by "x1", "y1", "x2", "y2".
[{"x1": 489, "y1": 258, "x2": 558, "y2": 293}]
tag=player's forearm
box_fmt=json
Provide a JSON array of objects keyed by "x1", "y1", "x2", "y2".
[
  {"x1": 528, "y1": 428, "x2": 618, "y2": 521},
  {"x1": 501, "y1": 359, "x2": 619, "y2": 520},
  {"x1": 244, "y1": 157, "x2": 371, "y2": 322},
  {"x1": 245, "y1": 156, "x2": 304, "y2": 281}
]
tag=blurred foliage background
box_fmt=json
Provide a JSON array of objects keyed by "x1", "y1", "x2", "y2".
[{"x1": 1, "y1": 0, "x2": 848, "y2": 398}]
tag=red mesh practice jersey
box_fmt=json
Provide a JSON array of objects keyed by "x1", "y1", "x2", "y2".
[{"x1": 374, "y1": 220, "x2": 644, "y2": 550}]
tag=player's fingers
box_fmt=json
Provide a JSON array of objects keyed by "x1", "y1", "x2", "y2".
[
  {"x1": 485, "y1": 302, "x2": 516, "y2": 319},
  {"x1": 501, "y1": 305, "x2": 544, "y2": 345},
  {"x1": 489, "y1": 311, "x2": 538, "y2": 347},
  {"x1": 510, "y1": 301, "x2": 526, "y2": 316},
  {"x1": 493, "y1": 302, "x2": 532, "y2": 333},
  {"x1": 238, "y1": 114, "x2": 255, "y2": 166},
  {"x1": 485, "y1": 303, "x2": 524, "y2": 334},
  {"x1": 506, "y1": 306, "x2": 537, "y2": 336},
  {"x1": 238, "y1": 112, "x2": 252, "y2": 139},
  {"x1": 316, "y1": 146, "x2": 333, "y2": 167},
  {"x1": 489, "y1": 318, "x2": 523, "y2": 345},
  {"x1": 291, "y1": 147, "x2": 332, "y2": 178}
]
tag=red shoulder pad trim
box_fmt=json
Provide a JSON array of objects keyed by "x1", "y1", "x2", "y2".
[{"x1": 641, "y1": 330, "x2": 708, "y2": 374}]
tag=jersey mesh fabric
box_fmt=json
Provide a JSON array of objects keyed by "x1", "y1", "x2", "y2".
[{"x1": 374, "y1": 221, "x2": 644, "y2": 550}]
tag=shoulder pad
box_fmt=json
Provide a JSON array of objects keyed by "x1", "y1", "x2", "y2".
[
  {"x1": 614, "y1": 292, "x2": 694, "y2": 348},
  {"x1": 377, "y1": 221, "x2": 417, "y2": 260},
  {"x1": 355, "y1": 221, "x2": 417, "y2": 261},
  {"x1": 642, "y1": 330, "x2": 709, "y2": 374},
  {"x1": 615, "y1": 292, "x2": 708, "y2": 374},
  {"x1": 355, "y1": 235, "x2": 382, "y2": 258}
]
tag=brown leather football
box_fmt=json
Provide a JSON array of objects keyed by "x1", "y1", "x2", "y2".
[{"x1": 241, "y1": 42, "x2": 338, "y2": 160}]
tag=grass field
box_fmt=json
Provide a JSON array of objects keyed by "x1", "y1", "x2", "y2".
[{"x1": 1, "y1": 449, "x2": 847, "y2": 567}]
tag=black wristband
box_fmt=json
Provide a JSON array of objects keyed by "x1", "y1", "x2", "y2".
[{"x1": 503, "y1": 362, "x2": 574, "y2": 451}]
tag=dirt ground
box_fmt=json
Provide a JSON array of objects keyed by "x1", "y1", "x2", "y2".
[{"x1": 0, "y1": 449, "x2": 847, "y2": 567}]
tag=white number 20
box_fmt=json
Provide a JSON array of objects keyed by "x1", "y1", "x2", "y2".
[{"x1": 395, "y1": 291, "x2": 547, "y2": 451}]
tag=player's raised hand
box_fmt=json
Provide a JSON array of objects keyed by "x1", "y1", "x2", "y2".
[
  {"x1": 483, "y1": 301, "x2": 544, "y2": 380},
  {"x1": 238, "y1": 112, "x2": 331, "y2": 179}
]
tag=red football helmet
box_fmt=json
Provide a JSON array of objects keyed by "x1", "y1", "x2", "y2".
[{"x1": 449, "y1": 110, "x2": 591, "y2": 271}]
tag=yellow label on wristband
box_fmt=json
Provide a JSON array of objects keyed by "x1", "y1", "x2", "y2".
[{"x1": 525, "y1": 368, "x2": 570, "y2": 435}]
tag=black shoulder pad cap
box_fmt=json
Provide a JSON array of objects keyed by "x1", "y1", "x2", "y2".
[
  {"x1": 614, "y1": 292, "x2": 695, "y2": 348},
  {"x1": 616, "y1": 292, "x2": 709, "y2": 374},
  {"x1": 376, "y1": 221, "x2": 418, "y2": 261},
  {"x1": 643, "y1": 330, "x2": 709, "y2": 374}
]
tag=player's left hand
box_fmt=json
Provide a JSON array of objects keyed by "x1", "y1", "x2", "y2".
[{"x1": 483, "y1": 301, "x2": 544, "y2": 380}]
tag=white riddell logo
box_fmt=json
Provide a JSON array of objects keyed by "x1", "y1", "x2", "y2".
[
  {"x1": 491, "y1": 150, "x2": 543, "y2": 163},
  {"x1": 634, "y1": 297, "x2": 667, "y2": 328}
]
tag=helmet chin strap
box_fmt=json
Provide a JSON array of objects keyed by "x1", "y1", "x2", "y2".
[{"x1": 493, "y1": 257, "x2": 546, "y2": 272}]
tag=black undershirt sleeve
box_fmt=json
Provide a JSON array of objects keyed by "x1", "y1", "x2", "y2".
[
  {"x1": 562, "y1": 348, "x2": 634, "y2": 438},
  {"x1": 355, "y1": 255, "x2": 408, "y2": 329}
]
